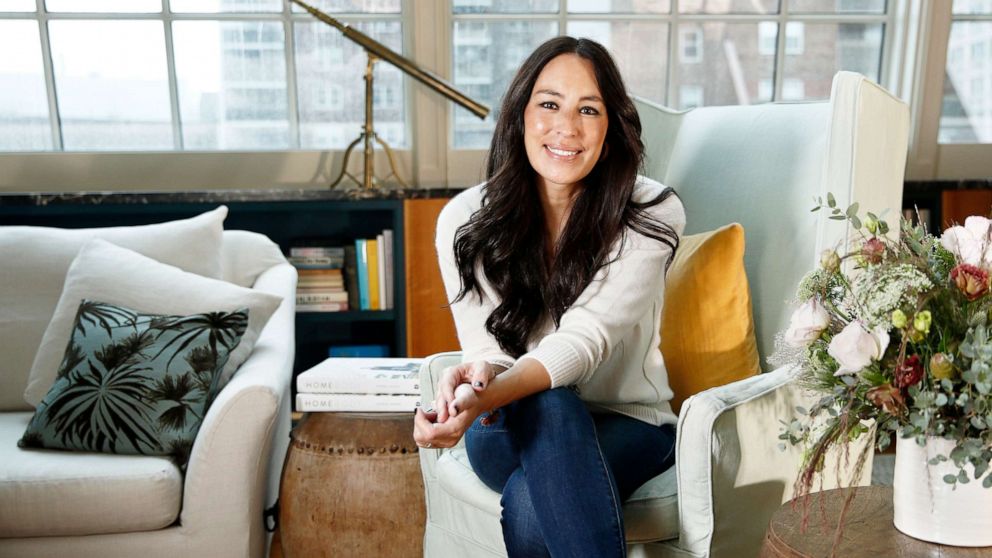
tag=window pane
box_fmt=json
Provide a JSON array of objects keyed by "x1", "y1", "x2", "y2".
[
  {"x1": 291, "y1": 0, "x2": 400, "y2": 13},
  {"x1": 568, "y1": 0, "x2": 668, "y2": 13},
  {"x1": 680, "y1": 0, "x2": 778, "y2": 14},
  {"x1": 170, "y1": 0, "x2": 281, "y2": 12},
  {"x1": 567, "y1": 21, "x2": 667, "y2": 104},
  {"x1": 0, "y1": 0, "x2": 35, "y2": 11},
  {"x1": 940, "y1": 22, "x2": 992, "y2": 143},
  {"x1": 789, "y1": 0, "x2": 885, "y2": 13},
  {"x1": 49, "y1": 20, "x2": 172, "y2": 150},
  {"x1": 953, "y1": 0, "x2": 992, "y2": 15},
  {"x1": 781, "y1": 22, "x2": 883, "y2": 101},
  {"x1": 173, "y1": 21, "x2": 290, "y2": 150},
  {"x1": 452, "y1": 0, "x2": 557, "y2": 14},
  {"x1": 452, "y1": 20, "x2": 556, "y2": 148},
  {"x1": 45, "y1": 0, "x2": 161, "y2": 12},
  {"x1": 675, "y1": 22, "x2": 776, "y2": 108},
  {"x1": 0, "y1": 21, "x2": 51, "y2": 150},
  {"x1": 295, "y1": 20, "x2": 405, "y2": 149}
]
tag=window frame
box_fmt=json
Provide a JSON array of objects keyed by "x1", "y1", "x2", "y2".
[
  {"x1": 444, "y1": 0, "x2": 899, "y2": 186},
  {"x1": 2, "y1": 0, "x2": 983, "y2": 191},
  {"x1": 907, "y1": 2, "x2": 992, "y2": 180}
]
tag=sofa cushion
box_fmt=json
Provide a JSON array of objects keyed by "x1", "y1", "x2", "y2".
[
  {"x1": 661, "y1": 223, "x2": 761, "y2": 414},
  {"x1": 0, "y1": 207, "x2": 228, "y2": 412},
  {"x1": 21, "y1": 299, "x2": 248, "y2": 465},
  {"x1": 437, "y1": 447, "x2": 679, "y2": 545},
  {"x1": 0, "y1": 412, "x2": 182, "y2": 538},
  {"x1": 25, "y1": 240, "x2": 283, "y2": 407},
  {"x1": 220, "y1": 230, "x2": 289, "y2": 288}
]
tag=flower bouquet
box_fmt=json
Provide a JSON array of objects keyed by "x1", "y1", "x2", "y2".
[{"x1": 774, "y1": 194, "x2": 992, "y2": 545}]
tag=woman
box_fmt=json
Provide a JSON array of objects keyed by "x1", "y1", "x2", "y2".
[{"x1": 413, "y1": 36, "x2": 685, "y2": 558}]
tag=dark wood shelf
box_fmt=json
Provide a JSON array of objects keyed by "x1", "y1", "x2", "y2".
[{"x1": 295, "y1": 310, "x2": 396, "y2": 322}]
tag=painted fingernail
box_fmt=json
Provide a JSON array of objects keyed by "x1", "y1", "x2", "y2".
[{"x1": 426, "y1": 407, "x2": 435, "y2": 413}]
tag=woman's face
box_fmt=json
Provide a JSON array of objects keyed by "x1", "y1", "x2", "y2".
[{"x1": 523, "y1": 53, "x2": 608, "y2": 192}]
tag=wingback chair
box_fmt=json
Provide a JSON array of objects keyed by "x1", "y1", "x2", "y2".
[{"x1": 417, "y1": 72, "x2": 910, "y2": 558}]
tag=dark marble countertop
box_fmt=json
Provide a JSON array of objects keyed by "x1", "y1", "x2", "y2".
[{"x1": 0, "y1": 187, "x2": 464, "y2": 206}]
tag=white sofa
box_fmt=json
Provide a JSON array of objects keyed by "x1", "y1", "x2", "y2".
[
  {"x1": 0, "y1": 224, "x2": 296, "y2": 558},
  {"x1": 417, "y1": 72, "x2": 910, "y2": 558}
]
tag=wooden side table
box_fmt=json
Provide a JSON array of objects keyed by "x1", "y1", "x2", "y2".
[
  {"x1": 279, "y1": 412, "x2": 425, "y2": 558},
  {"x1": 761, "y1": 486, "x2": 988, "y2": 557}
]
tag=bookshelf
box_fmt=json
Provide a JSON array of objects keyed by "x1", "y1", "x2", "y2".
[{"x1": 0, "y1": 189, "x2": 462, "y2": 388}]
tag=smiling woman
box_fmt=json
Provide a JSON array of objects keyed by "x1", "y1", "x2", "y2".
[{"x1": 413, "y1": 36, "x2": 685, "y2": 558}]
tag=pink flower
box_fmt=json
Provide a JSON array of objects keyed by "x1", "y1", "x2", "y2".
[
  {"x1": 828, "y1": 321, "x2": 890, "y2": 375},
  {"x1": 940, "y1": 216, "x2": 992, "y2": 269},
  {"x1": 894, "y1": 355, "x2": 924, "y2": 388},
  {"x1": 950, "y1": 263, "x2": 989, "y2": 301},
  {"x1": 862, "y1": 237, "x2": 886, "y2": 264},
  {"x1": 784, "y1": 299, "x2": 831, "y2": 347},
  {"x1": 866, "y1": 383, "x2": 907, "y2": 416}
]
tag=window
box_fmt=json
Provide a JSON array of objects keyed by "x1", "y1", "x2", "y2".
[
  {"x1": 680, "y1": 26, "x2": 703, "y2": 63},
  {"x1": 0, "y1": 0, "x2": 405, "y2": 152},
  {"x1": 679, "y1": 85, "x2": 703, "y2": 109},
  {"x1": 939, "y1": 1, "x2": 992, "y2": 143},
  {"x1": 450, "y1": 0, "x2": 891, "y2": 149}
]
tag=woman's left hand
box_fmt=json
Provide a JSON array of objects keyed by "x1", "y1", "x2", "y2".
[{"x1": 413, "y1": 384, "x2": 484, "y2": 449}]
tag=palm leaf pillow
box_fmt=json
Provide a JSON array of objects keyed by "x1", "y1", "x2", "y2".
[{"x1": 20, "y1": 299, "x2": 248, "y2": 466}]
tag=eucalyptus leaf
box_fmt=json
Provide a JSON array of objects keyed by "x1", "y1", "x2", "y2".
[
  {"x1": 828, "y1": 192, "x2": 836, "y2": 208},
  {"x1": 944, "y1": 473, "x2": 958, "y2": 485}
]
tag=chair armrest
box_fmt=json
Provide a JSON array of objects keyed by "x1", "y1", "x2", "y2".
[
  {"x1": 673, "y1": 365, "x2": 872, "y2": 558},
  {"x1": 418, "y1": 352, "x2": 464, "y2": 481},
  {"x1": 179, "y1": 262, "x2": 296, "y2": 556}
]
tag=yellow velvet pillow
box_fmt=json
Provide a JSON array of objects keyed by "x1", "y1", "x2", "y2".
[{"x1": 661, "y1": 223, "x2": 760, "y2": 414}]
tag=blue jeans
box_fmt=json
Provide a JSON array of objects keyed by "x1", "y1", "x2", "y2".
[{"x1": 464, "y1": 388, "x2": 677, "y2": 558}]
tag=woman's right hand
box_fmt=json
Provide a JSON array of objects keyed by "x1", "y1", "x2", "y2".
[{"x1": 434, "y1": 360, "x2": 500, "y2": 423}]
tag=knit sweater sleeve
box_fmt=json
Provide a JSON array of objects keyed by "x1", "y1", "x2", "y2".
[
  {"x1": 520, "y1": 194, "x2": 686, "y2": 388},
  {"x1": 435, "y1": 190, "x2": 516, "y2": 370}
]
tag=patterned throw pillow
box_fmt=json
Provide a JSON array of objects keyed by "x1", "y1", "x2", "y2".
[{"x1": 20, "y1": 299, "x2": 249, "y2": 466}]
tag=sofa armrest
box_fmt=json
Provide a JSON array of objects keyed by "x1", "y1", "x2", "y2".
[
  {"x1": 418, "y1": 352, "x2": 464, "y2": 482},
  {"x1": 673, "y1": 365, "x2": 872, "y2": 558},
  {"x1": 178, "y1": 262, "x2": 296, "y2": 556}
]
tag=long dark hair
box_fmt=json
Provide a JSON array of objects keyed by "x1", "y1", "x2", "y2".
[{"x1": 452, "y1": 36, "x2": 680, "y2": 358}]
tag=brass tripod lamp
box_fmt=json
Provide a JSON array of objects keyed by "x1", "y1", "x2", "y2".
[{"x1": 290, "y1": 0, "x2": 490, "y2": 189}]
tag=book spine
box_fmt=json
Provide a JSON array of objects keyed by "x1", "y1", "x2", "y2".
[
  {"x1": 343, "y1": 245, "x2": 361, "y2": 311},
  {"x1": 290, "y1": 247, "x2": 346, "y2": 258},
  {"x1": 296, "y1": 393, "x2": 422, "y2": 412},
  {"x1": 296, "y1": 302, "x2": 349, "y2": 312},
  {"x1": 383, "y1": 229, "x2": 394, "y2": 310},
  {"x1": 296, "y1": 377, "x2": 420, "y2": 394},
  {"x1": 296, "y1": 292, "x2": 349, "y2": 304},
  {"x1": 288, "y1": 255, "x2": 344, "y2": 268},
  {"x1": 376, "y1": 233, "x2": 386, "y2": 311},
  {"x1": 355, "y1": 239, "x2": 370, "y2": 310},
  {"x1": 367, "y1": 238, "x2": 380, "y2": 311}
]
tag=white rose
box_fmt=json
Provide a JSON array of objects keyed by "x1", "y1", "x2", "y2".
[
  {"x1": 784, "y1": 299, "x2": 830, "y2": 347},
  {"x1": 828, "y1": 321, "x2": 890, "y2": 376},
  {"x1": 940, "y1": 216, "x2": 992, "y2": 268}
]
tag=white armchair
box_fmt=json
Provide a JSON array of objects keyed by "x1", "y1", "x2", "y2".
[{"x1": 417, "y1": 72, "x2": 910, "y2": 558}]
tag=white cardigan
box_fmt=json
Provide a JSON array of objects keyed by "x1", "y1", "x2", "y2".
[{"x1": 435, "y1": 176, "x2": 686, "y2": 426}]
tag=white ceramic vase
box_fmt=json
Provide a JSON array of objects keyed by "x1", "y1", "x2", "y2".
[{"x1": 892, "y1": 436, "x2": 992, "y2": 546}]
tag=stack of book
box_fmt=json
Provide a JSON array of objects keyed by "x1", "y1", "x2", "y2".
[
  {"x1": 352, "y1": 229, "x2": 394, "y2": 311},
  {"x1": 295, "y1": 357, "x2": 423, "y2": 413},
  {"x1": 289, "y1": 246, "x2": 348, "y2": 313}
]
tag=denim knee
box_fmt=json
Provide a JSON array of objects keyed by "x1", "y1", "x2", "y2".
[
  {"x1": 515, "y1": 387, "x2": 586, "y2": 421},
  {"x1": 499, "y1": 469, "x2": 550, "y2": 558}
]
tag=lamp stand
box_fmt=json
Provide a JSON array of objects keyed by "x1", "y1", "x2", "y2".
[{"x1": 330, "y1": 52, "x2": 409, "y2": 190}]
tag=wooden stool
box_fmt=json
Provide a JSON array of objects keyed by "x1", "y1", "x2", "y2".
[{"x1": 279, "y1": 412, "x2": 425, "y2": 558}]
